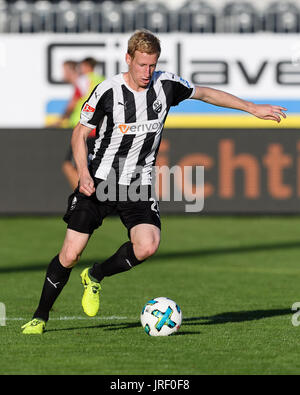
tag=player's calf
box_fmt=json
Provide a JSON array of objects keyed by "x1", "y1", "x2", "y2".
[
  {"x1": 89, "y1": 241, "x2": 143, "y2": 283},
  {"x1": 32, "y1": 254, "x2": 72, "y2": 322}
]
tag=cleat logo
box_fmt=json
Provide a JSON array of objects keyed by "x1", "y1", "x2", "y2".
[{"x1": 92, "y1": 285, "x2": 100, "y2": 294}]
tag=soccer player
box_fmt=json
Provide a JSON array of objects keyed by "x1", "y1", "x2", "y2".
[{"x1": 22, "y1": 30, "x2": 287, "y2": 334}]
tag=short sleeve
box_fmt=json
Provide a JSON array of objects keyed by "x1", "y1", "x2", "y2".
[
  {"x1": 159, "y1": 72, "x2": 195, "y2": 107},
  {"x1": 80, "y1": 83, "x2": 106, "y2": 128},
  {"x1": 170, "y1": 74, "x2": 195, "y2": 106}
]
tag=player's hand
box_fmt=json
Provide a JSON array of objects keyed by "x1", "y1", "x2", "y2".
[
  {"x1": 251, "y1": 104, "x2": 287, "y2": 123},
  {"x1": 79, "y1": 173, "x2": 95, "y2": 196}
]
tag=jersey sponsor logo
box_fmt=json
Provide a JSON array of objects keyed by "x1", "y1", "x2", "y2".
[
  {"x1": 118, "y1": 124, "x2": 130, "y2": 134},
  {"x1": 117, "y1": 120, "x2": 163, "y2": 135},
  {"x1": 83, "y1": 103, "x2": 95, "y2": 113}
]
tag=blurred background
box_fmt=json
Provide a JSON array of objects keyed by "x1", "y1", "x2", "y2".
[{"x1": 0, "y1": 0, "x2": 300, "y2": 214}]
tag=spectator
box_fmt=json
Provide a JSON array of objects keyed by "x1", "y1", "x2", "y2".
[{"x1": 61, "y1": 58, "x2": 105, "y2": 189}]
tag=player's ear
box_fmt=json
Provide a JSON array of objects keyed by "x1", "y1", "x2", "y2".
[{"x1": 125, "y1": 53, "x2": 132, "y2": 66}]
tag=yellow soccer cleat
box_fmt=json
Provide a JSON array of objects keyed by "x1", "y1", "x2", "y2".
[
  {"x1": 80, "y1": 268, "x2": 101, "y2": 317},
  {"x1": 21, "y1": 318, "x2": 46, "y2": 335}
]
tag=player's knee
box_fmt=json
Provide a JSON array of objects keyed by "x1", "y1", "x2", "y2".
[
  {"x1": 134, "y1": 239, "x2": 159, "y2": 261},
  {"x1": 60, "y1": 248, "x2": 81, "y2": 268}
]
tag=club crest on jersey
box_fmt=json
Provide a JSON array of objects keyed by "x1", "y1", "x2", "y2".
[{"x1": 153, "y1": 100, "x2": 162, "y2": 114}]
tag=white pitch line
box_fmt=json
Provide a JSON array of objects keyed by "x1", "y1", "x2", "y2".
[{"x1": 6, "y1": 316, "x2": 133, "y2": 321}]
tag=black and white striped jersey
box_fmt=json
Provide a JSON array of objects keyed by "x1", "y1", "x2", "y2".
[{"x1": 80, "y1": 71, "x2": 195, "y2": 186}]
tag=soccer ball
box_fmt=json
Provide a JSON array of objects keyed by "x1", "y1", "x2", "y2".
[{"x1": 140, "y1": 297, "x2": 182, "y2": 336}]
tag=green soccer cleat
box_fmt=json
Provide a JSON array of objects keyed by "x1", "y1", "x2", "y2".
[
  {"x1": 80, "y1": 268, "x2": 101, "y2": 317},
  {"x1": 21, "y1": 318, "x2": 46, "y2": 335}
]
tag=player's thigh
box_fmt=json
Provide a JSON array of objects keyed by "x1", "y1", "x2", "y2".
[
  {"x1": 119, "y1": 198, "x2": 161, "y2": 239},
  {"x1": 59, "y1": 228, "x2": 90, "y2": 268},
  {"x1": 130, "y1": 223, "x2": 161, "y2": 259}
]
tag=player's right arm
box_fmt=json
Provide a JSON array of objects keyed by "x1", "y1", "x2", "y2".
[
  {"x1": 73, "y1": 81, "x2": 108, "y2": 196},
  {"x1": 71, "y1": 122, "x2": 95, "y2": 196}
]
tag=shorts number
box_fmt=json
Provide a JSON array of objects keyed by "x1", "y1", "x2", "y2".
[{"x1": 149, "y1": 198, "x2": 160, "y2": 217}]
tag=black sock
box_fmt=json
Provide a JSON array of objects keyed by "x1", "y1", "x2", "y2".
[
  {"x1": 33, "y1": 254, "x2": 72, "y2": 322},
  {"x1": 89, "y1": 242, "x2": 143, "y2": 282}
]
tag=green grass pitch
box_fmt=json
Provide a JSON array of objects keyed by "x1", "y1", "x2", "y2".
[{"x1": 1, "y1": 215, "x2": 300, "y2": 375}]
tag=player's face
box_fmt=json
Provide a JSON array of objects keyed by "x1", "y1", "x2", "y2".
[{"x1": 126, "y1": 51, "x2": 159, "y2": 90}]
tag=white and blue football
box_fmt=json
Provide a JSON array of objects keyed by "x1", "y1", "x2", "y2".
[{"x1": 140, "y1": 297, "x2": 182, "y2": 336}]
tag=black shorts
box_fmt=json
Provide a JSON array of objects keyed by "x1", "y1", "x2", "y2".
[{"x1": 63, "y1": 187, "x2": 161, "y2": 237}]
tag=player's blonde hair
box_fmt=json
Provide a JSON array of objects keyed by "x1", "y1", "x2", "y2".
[{"x1": 127, "y1": 29, "x2": 161, "y2": 59}]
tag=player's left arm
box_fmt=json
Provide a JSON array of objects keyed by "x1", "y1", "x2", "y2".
[{"x1": 191, "y1": 86, "x2": 287, "y2": 123}]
